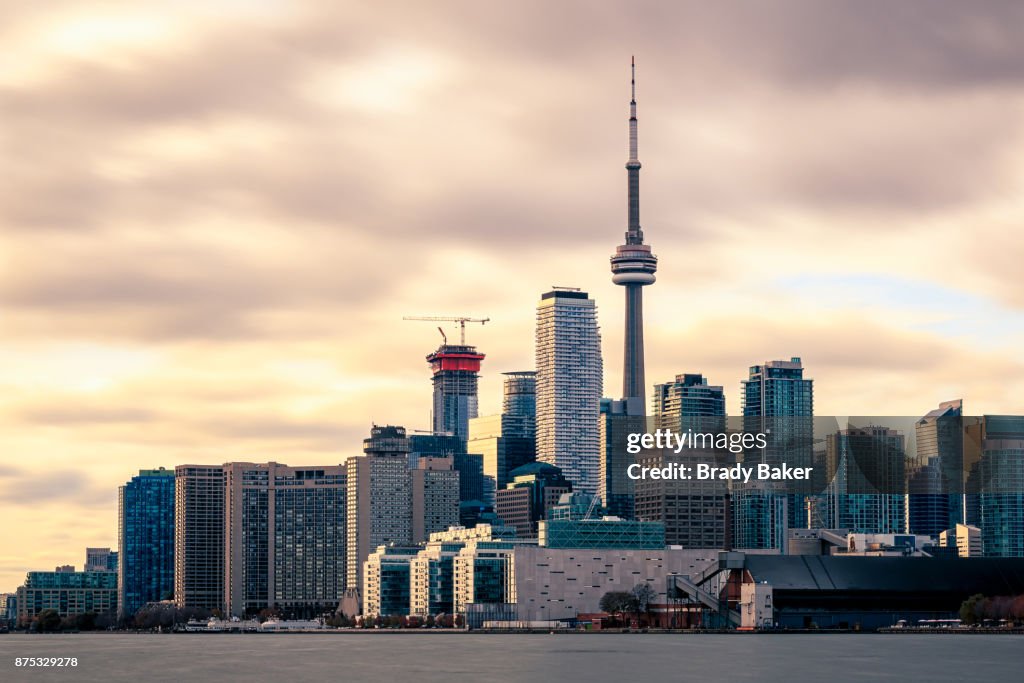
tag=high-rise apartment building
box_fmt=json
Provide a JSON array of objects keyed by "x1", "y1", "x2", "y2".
[
  {"x1": 536, "y1": 288, "x2": 602, "y2": 494},
  {"x1": 409, "y1": 433, "x2": 484, "y2": 503},
  {"x1": 347, "y1": 425, "x2": 414, "y2": 595},
  {"x1": 224, "y1": 462, "x2": 347, "y2": 618},
  {"x1": 174, "y1": 465, "x2": 225, "y2": 611},
  {"x1": 734, "y1": 358, "x2": 814, "y2": 550},
  {"x1": 468, "y1": 371, "x2": 537, "y2": 505},
  {"x1": 118, "y1": 467, "x2": 174, "y2": 620}
]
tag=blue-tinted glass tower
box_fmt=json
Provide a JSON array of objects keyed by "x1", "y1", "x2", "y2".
[
  {"x1": 118, "y1": 467, "x2": 175, "y2": 621},
  {"x1": 735, "y1": 358, "x2": 814, "y2": 551}
]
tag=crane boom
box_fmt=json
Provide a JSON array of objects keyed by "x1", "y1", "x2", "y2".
[{"x1": 403, "y1": 315, "x2": 490, "y2": 345}]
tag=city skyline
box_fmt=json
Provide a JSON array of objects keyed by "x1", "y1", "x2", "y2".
[{"x1": 4, "y1": 1, "x2": 1024, "y2": 590}]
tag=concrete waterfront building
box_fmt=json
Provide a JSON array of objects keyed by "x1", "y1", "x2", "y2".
[
  {"x1": 411, "y1": 456, "x2": 460, "y2": 544},
  {"x1": 85, "y1": 548, "x2": 118, "y2": 573},
  {"x1": 495, "y1": 462, "x2": 572, "y2": 539},
  {"x1": 347, "y1": 425, "x2": 414, "y2": 595},
  {"x1": 16, "y1": 570, "x2": 117, "y2": 622},
  {"x1": 507, "y1": 546, "x2": 718, "y2": 624},
  {"x1": 224, "y1": 462, "x2": 347, "y2": 618},
  {"x1": 536, "y1": 288, "x2": 602, "y2": 494},
  {"x1": 469, "y1": 371, "x2": 537, "y2": 505},
  {"x1": 174, "y1": 465, "x2": 225, "y2": 611},
  {"x1": 426, "y1": 343, "x2": 485, "y2": 441},
  {"x1": 825, "y1": 426, "x2": 906, "y2": 534},
  {"x1": 362, "y1": 545, "x2": 420, "y2": 617},
  {"x1": 118, "y1": 467, "x2": 175, "y2": 620},
  {"x1": 734, "y1": 358, "x2": 814, "y2": 550}
]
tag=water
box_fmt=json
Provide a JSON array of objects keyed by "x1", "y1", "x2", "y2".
[{"x1": 1, "y1": 633, "x2": 1022, "y2": 682}]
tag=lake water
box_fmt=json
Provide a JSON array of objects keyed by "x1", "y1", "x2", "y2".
[{"x1": 1, "y1": 633, "x2": 1022, "y2": 682}]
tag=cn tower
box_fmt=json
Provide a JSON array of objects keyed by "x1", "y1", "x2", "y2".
[{"x1": 610, "y1": 57, "x2": 657, "y2": 408}]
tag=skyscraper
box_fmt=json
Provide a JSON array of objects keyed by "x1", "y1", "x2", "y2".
[
  {"x1": 734, "y1": 358, "x2": 814, "y2": 550},
  {"x1": 223, "y1": 462, "x2": 347, "y2": 618},
  {"x1": 908, "y1": 399, "x2": 964, "y2": 536},
  {"x1": 118, "y1": 467, "x2": 174, "y2": 620},
  {"x1": 174, "y1": 465, "x2": 225, "y2": 611},
  {"x1": 633, "y1": 373, "x2": 730, "y2": 547},
  {"x1": 346, "y1": 425, "x2": 414, "y2": 595},
  {"x1": 825, "y1": 427, "x2": 906, "y2": 534},
  {"x1": 468, "y1": 371, "x2": 537, "y2": 504},
  {"x1": 610, "y1": 57, "x2": 657, "y2": 406},
  {"x1": 411, "y1": 456, "x2": 461, "y2": 544},
  {"x1": 976, "y1": 415, "x2": 1024, "y2": 557},
  {"x1": 427, "y1": 343, "x2": 485, "y2": 440},
  {"x1": 535, "y1": 288, "x2": 603, "y2": 494}
]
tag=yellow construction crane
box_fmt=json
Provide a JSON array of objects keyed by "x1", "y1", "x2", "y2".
[{"x1": 403, "y1": 315, "x2": 490, "y2": 345}]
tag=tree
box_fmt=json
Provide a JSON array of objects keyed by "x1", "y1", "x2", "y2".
[
  {"x1": 632, "y1": 583, "x2": 657, "y2": 626},
  {"x1": 34, "y1": 609, "x2": 61, "y2": 633},
  {"x1": 960, "y1": 593, "x2": 985, "y2": 625},
  {"x1": 600, "y1": 591, "x2": 639, "y2": 626}
]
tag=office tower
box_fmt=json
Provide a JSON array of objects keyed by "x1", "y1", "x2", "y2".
[
  {"x1": 469, "y1": 371, "x2": 537, "y2": 505},
  {"x1": 610, "y1": 57, "x2": 657, "y2": 406},
  {"x1": 347, "y1": 425, "x2": 414, "y2": 595},
  {"x1": 825, "y1": 427, "x2": 906, "y2": 534},
  {"x1": 174, "y1": 465, "x2": 225, "y2": 611},
  {"x1": 652, "y1": 374, "x2": 727, "y2": 432},
  {"x1": 16, "y1": 570, "x2": 117, "y2": 622},
  {"x1": 908, "y1": 399, "x2": 964, "y2": 536},
  {"x1": 977, "y1": 416, "x2": 1024, "y2": 557},
  {"x1": 427, "y1": 343, "x2": 485, "y2": 441},
  {"x1": 411, "y1": 456, "x2": 460, "y2": 544},
  {"x1": 118, "y1": 468, "x2": 175, "y2": 620},
  {"x1": 599, "y1": 398, "x2": 645, "y2": 519},
  {"x1": 734, "y1": 358, "x2": 814, "y2": 550},
  {"x1": 494, "y1": 462, "x2": 572, "y2": 538},
  {"x1": 409, "y1": 433, "x2": 484, "y2": 503},
  {"x1": 536, "y1": 288, "x2": 603, "y2": 494},
  {"x1": 223, "y1": 462, "x2": 347, "y2": 618}
]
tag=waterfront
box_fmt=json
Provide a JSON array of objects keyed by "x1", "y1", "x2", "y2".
[{"x1": 1, "y1": 633, "x2": 1022, "y2": 682}]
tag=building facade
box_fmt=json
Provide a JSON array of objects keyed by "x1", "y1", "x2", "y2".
[
  {"x1": 174, "y1": 465, "x2": 225, "y2": 611},
  {"x1": 411, "y1": 457, "x2": 460, "y2": 544},
  {"x1": 535, "y1": 288, "x2": 603, "y2": 495},
  {"x1": 224, "y1": 462, "x2": 347, "y2": 618},
  {"x1": 908, "y1": 400, "x2": 965, "y2": 536},
  {"x1": 495, "y1": 462, "x2": 572, "y2": 539},
  {"x1": 363, "y1": 545, "x2": 420, "y2": 617},
  {"x1": 735, "y1": 358, "x2": 814, "y2": 550},
  {"x1": 427, "y1": 344, "x2": 485, "y2": 441},
  {"x1": 118, "y1": 467, "x2": 175, "y2": 620},
  {"x1": 469, "y1": 371, "x2": 537, "y2": 506},
  {"x1": 825, "y1": 427, "x2": 906, "y2": 535}
]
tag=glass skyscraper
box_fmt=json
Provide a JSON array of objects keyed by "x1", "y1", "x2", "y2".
[
  {"x1": 908, "y1": 400, "x2": 964, "y2": 536},
  {"x1": 977, "y1": 415, "x2": 1024, "y2": 557},
  {"x1": 118, "y1": 468, "x2": 175, "y2": 620},
  {"x1": 535, "y1": 288, "x2": 603, "y2": 495},
  {"x1": 735, "y1": 358, "x2": 813, "y2": 550},
  {"x1": 825, "y1": 427, "x2": 906, "y2": 534}
]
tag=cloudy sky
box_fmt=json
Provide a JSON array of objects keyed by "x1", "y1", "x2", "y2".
[{"x1": 2, "y1": 1, "x2": 1024, "y2": 589}]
